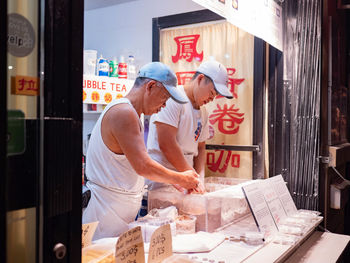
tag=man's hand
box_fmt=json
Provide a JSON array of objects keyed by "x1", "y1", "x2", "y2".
[
  {"x1": 172, "y1": 184, "x2": 186, "y2": 193},
  {"x1": 188, "y1": 180, "x2": 205, "y2": 194},
  {"x1": 177, "y1": 170, "x2": 200, "y2": 190}
]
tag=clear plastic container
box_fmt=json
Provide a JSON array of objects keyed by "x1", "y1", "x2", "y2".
[
  {"x1": 175, "y1": 215, "x2": 196, "y2": 235},
  {"x1": 148, "y1": 178, "x2": 253, "y2": 233},
  {"x1": 128, "y1": 217, "x2": 176, "y2": 242},
  {"x1": 83, "y1": 50, "x2": 97, "y2": 75},
  {"x1": 278, "y1": 224, "x2": 304, "y2": 236},
  {"x1": 162, "y1": 254, "x2": 199, "y2": 263},
  {"x1": 297, "y1": 209, "x2": 321, "y2": 216},
  {"x1": 273, "y1": 233, "x2": 299, "y2": 246},
  {"x1": 243, "y1": 232, "x2": 265, "y2": 245}
]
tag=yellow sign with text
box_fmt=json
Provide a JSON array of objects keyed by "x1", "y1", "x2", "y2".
[
  {"x1": 148, "y1": 224, "x2": 173, "y2": 263},
  {"x1": 11, "y1": 75, "x2": 40, "y2": 96},
  {"x1": 115, "y1": 226, "x2": 145, "y2": 263}
]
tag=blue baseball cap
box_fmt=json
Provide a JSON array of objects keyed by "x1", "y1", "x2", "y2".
[{"x1": 138, "y1": 62, "x2": 189, "y2": 104}]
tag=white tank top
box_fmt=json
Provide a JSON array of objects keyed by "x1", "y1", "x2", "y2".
[
  {"x1": 83, "y1": 98, "x2": 146, "y2": 239},
  {"x1": 86, "y1": 98, "x2": 144, "y2": 192}
]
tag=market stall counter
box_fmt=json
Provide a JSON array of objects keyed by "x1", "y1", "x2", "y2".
[{"x1": 81, "y1": 176, "x2": 349, "y2": 263}]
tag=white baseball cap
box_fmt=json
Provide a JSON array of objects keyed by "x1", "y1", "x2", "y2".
[
  {"x1": 138, "y1": 62, "x2": 189, "y2": 104},
  {"x1": 196, "y1": 60, "x2": 233, "y2": 99}
]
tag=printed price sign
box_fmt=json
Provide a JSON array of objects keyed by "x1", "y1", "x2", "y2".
[
  {"x1": 148, "y1": 224, "x2": 172, "y2": 263},
  {"x1": 269, "y1": 175, "x2": 298, "y2": 216},
  {"x1": 82, "y1": 221, "x2": 99, "y2": 248},
  {"x1": 242, "y1": 182, "x2": 278, "y2": 237},
  {"x1": 259, "y1": 179, "x2": 287, "y2": 226},
  {"x1": 115, "y1": 226, "x2": 145, "y2": 263}
]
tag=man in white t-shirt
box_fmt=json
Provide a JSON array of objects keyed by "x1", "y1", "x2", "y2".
[{"x1": 146, "y1": 60, "x2": 233, "y2": 191}]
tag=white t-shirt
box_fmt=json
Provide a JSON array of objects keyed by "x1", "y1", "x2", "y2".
[{"x1": 146, "y1": 86, "x2": 209, "y2": 188}]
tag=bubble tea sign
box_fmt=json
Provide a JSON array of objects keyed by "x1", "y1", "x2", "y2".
[{"x1": 7, "y1": 13, "x2": 36, "y2": 57}]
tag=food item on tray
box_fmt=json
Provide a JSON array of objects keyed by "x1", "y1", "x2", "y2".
[
  {"x1": 148, "y1": 205, "x2": 178, "y2": 220},
  {"x1": 82, "y1": 249, "x2": 114, "y2": 263},
  {"x1": 175, "y1": 215, "x2": 196, "y2": 234},
  {"x1": 129, "y1": 217, "x2": 176, "y2": 242}
]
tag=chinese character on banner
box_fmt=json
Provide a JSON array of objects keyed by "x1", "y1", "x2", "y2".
[
  {"x1": 207, "y1": 150, "x2": 240, "y2": 173},
  {"x1": 216, "y1": 68, "x2": 245, "y2": 99},
  {"x1": 209, "y1": 104, "x2": 245, "y2": 134},
  {"x1": 176, "y1": 71, "x2": 195, "y2": 85},
  {"x1": 12, "y1": 75, "x2": 40, "y2": 96},
  {"x1": 172, "y1": 35, "x2": 203, "y2": 63}
]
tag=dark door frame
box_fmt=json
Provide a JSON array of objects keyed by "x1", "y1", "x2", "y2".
[
  {"x1": 152, "y1": 9, "x2": 266, "y2": 179},
  {"x1": 0, "y1": 0, "x2": 83, "y2": 262},
  {"x1": 41, "y1": 0, "x2": 84, "y2": 261},
  {"x1": 0, "y1": 0, "x2": 7, "y2": 262}
]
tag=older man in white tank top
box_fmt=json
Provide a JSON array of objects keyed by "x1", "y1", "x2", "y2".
[{"x1": 83, "y1": 62, "x2": 202, "y2": 240}]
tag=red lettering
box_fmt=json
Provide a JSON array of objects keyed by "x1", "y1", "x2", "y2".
[
  {"x1": 209, "y1": 104, "x2": 245, "y2": 135},
  {"x1": 110, "y1": 83, "x2": 115, "y2": 91},
  {"x1": 26, "y1": 80, "x2": 37, "y2": 91},
  {"x1": 176, "y1": 71, "x2": 195, "y2": 85},
  {"x1": 121, "y1": 85, "x2": 126, "y2": 92},
  {"x1": 231, "y1": 154, "x2": 240, "y2": 168},
  {"x1": 207, "y1": 150, "x2": 241, "y2": 173},
  {"x1": 216, "y1": 68, "x2": 244, "y2": 99},
  {"x1": 115, "y1": 84, "x2": 121, "y2": 92},
  {"x1": 102, "y1": 82, "x2": 106, "y2": 90},
  {"x1": 17, "y1": 78, "x2": 25, "y2": 91},
  {"x1": 87, "y1": 80, "x2": 91, "y2": 88},
  {"x1": 172, "y1": 35, "x2": 203, "y2": 63}
]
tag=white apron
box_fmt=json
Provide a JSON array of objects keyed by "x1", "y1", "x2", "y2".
[{"x1": 83, "y1": 98, "x2": 145, "y2": 240}]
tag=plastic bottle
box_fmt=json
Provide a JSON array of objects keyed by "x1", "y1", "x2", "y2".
[
  {"x1": 109, "y1": 57, "x2": 118, "y2": 77},
  {"x1": 127, "y1": 55, "x2": 137, "y2": 80},
  {"x1": 118, "y1": 55, "x2": 127, "y2": 79},
  {"x1": 97, "y1": 55, "x2": 109, "y2": 76}
]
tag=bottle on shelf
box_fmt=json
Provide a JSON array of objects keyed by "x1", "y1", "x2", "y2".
[
  {"x1": 127, "y1": 55, "x2": 137, "y2": 80},
  {"x1": 97, "y1": 55, "x2": 109, "y2": 76},
  {"x1": 118, "y1": 55, "x2": 127, "y2": 79},
  {"x1": 109, "y1": 57, "x2": 118, "y2": 77}
]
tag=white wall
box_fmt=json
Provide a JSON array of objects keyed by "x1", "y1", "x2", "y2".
[{"x1": 84, "y1": 0, "x2": 205, "y2": 66}]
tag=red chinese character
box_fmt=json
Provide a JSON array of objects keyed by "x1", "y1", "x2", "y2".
[
  {"x1": 209, "y1": 104, "x2": 244, "y2": 134},
  {"x1": 172, "y1": 35, "x2": 203, "y2": 63},
  {"x1": 217, "y1": 68, "x2": 244, "y2": 99},
  {"x1": 26, "y1": 80, "x2": 38, "y2": 91},
  {"x1": 207, "y1": 150, "x2": 240, "y2": 173},
  {"x1": 18, "y1": 78, "x2": 26, "y2": 91},
  {"x1": 176, "y1": 71, "x2": 195, "y2": 85}
]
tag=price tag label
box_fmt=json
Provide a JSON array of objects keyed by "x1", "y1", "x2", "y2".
[
  {"x1": 82, "y1": 221, "x2": 99, "y2": 248},
  {"x1": 148, "y1": 224, "x2": 172, "y2": 263},
  {"x1": 115, "y1": 226, "x2": 145, "y2": 263}
]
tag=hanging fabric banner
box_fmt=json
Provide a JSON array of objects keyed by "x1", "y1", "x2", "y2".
[
  {"x1": 192, "y1": 0, "x2": 283, "y2": 51},
  {"x1": 160, "y1": 21, "x2": 254, "y2": 179}
]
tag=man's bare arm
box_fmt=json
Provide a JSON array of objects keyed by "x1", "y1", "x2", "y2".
[
  {"x1": 156, "y1": 122, "x2": 205, "y2": 193},
  {"x1": 156, "y1": 122, "x2": 194, "y2": 172},
  {"x1": 102, "y1": 104, "x2": 199, "y2": 190},
  {"x1": 193, "y1": 141, "x2": 206, "y2": 179}
]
